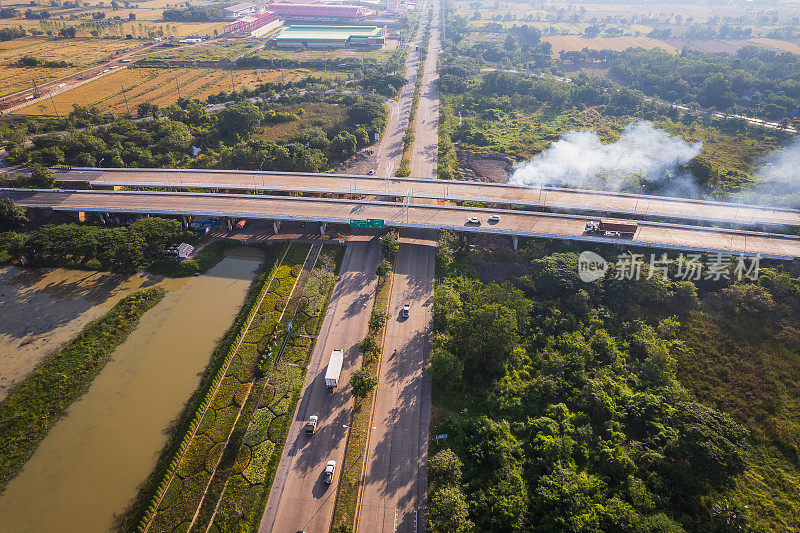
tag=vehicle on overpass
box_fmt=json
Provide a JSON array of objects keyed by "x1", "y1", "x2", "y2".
[
  {"x1": 324, "y1": 460, "x2": 336, "y2": 484},
  {"x1": 304, "y1": 415, "x2": 318, "y2": 435},
  {"x1": 585, "y1": 219, "x2": 638, "y2": 237},
  {"x1": 488, "y1": 215, "x2": 500, "y2": 224},
  {"x1": 466, "y1": 216, "x2": 481, "y2": 225},
  {"x1": 325, "y1": 349, "x2": 343, "y2": 389}
]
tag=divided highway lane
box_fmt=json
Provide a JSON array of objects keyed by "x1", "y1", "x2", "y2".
[
  {"x1": 260, "y1": 237, "x2": 381, "y2": 533},
  {"x1": 359, "y1": 230, "x2": 435, "y2": 533},
  {"x1": 4, "y1": 189, "x2": 800, "y2": 258},
  {"x1": 55, "y1": 168, "x2": 800, "y2": 228}
]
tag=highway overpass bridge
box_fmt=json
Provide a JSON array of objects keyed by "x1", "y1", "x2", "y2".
[
  {"x1": 54, "y1": 167, "x2": 800, "y2": 229},
  {"x1": 3, "y1": 188, "x2": 800, "y2": 259}
]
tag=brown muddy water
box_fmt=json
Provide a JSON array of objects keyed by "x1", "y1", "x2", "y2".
[{"x1": 0, "y1": 247, "x2": 265, "y2": 532}]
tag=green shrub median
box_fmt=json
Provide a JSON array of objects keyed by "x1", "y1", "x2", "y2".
[
  {"x1": 0, "y1": 287, "x2": 166, "y2": 492},
  {"x1": 332, "y1": 236, "x2": 395, "y2": 530}
]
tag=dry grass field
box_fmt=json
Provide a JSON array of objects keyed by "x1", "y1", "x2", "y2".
[
  {"x1": 748, "y1": 37, "x2": 800, "y2": 55},
  {"x1": 11, "y1": 67, "x2": 346, "y2": 115},
  {"x1": 0, "y1": 66, "x2": 79, "y2": 98},
  {"x1": 544, "y1": 35, "x2": 680, "y2": 57},
  {"x1": 0, "y1": 37, "x2": 135, "y2": 68},
  {"x1": 142, "y1": 40, "x2": 260, "y2": 62},
  {"x1": 255, "y1": 101, "x2": 348, "y2": 141}
]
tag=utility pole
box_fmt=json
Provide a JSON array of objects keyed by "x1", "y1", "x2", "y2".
[
  {"x1": 121, "y1": 84, "x2": 130, "y2": 115},
  {"x1": 176, "y1": 78, "x2": 181, "y2": 99},
  {"x1": 49, "y1": 92, "x2": 59, "y2": 117}
]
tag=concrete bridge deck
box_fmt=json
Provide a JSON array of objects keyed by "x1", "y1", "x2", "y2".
[
  {"x1": 54, "y1": 168, "x2": 800, "y2": 229},
  {"x1": 4, "y1": 188, "x2": 800, "y2": 259}
]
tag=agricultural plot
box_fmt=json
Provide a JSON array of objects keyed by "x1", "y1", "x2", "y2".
[
  {"x1": 142, "y1": 39, "x2": 261, "y2": 62},
  {"x1": 11, "y1": 67, "x2": 162, "y2": 116},
  {"x1": 143, "y1": 243, "x2": 340, "y2": 532},
  {"x1": 0, "y1": 66, "x2": 78, "y2": 98},
  {"x1": 543, "y1": 35, "x2": 679, "y2": 57},
  {"x1": 11, "y1": 67, "x2": 344, "y2": 115},
  {"x1": 0, "y1": 37, "x2": 136, "y2": 68},
  {"x1": 748, "y1": 37, "x2": 800, "y2": 55},
  {"x1": 247, "y1": 46, "x2": 398, "y2": 63}
]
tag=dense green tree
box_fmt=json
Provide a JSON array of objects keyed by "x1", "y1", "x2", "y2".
[
  {"x1": 666, "y1": 401, "x2": 748, "y2": 490},
  {"x1": 350, "y1": 367, "x2": 377, "y2": 399},
  {"x1": 0, "y1": 199, "x2": 27, "y2": 231},
  {"x1": 217, "y1": 101, "x2": 263, "y2": 138},
  {"x1": 428, "y1": 347, "x2": 463, "y2": 392},
  {"x1": 380, "y1": 232, "x2": 399, "y2": 258},
  {"x1": 428, "y1": 485, "x2": 473, "y2": 533}
]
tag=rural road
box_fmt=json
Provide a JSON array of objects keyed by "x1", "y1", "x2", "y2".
[
  {"x1": 358, "y1": 229, "x2": 435, "y2": 532},
  {"x1": 260, "y1": 235, "x2": 381, "y2": 533}
]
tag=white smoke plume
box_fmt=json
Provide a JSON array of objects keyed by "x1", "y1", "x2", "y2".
[
  {"x1": 509, "y1": 122, "x2": 703, "y2": 196},
  {"x1": 736, "y1": 137, "x2": 800, "y2": 207}
]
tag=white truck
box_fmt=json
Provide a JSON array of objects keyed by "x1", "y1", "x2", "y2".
[{"x1": 325, "y1": 349, "x2": 343, "y2": 389}]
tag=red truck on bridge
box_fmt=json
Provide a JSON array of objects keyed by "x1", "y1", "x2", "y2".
[{"x1": 585, "y1": 219, "x2": 638, "y2": 237}]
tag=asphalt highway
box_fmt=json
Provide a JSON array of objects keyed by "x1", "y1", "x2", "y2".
[
  {"x1": 359, "y1": 230, "x2": 435, "y2": 532},
  {"x1": 259, "y1": 237, "x2": 381, "y2": 533}
]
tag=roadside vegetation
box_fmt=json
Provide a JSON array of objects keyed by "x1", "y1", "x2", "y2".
[
  {"x1": 438, "y1": 56, "x2": 790, "y2": 199},
  {"x1": 332, "y1": 232, "x2": 397, "y2": 531},
  {"x1": 201, "y1": 244, "x2": 342, "y2": 531},
  {"x1": 428, "y1": 231, "x2": 800, "y2": 532},
  {"x1": 0, "y1": 286, "x2": 165, "y2": 492},
  {"x1": 130, "y1": 242, "x2": 343, "y2": 532},
  {"x1": 4, "y1": 91, "x2": 387, "y2": 174},
  {"x1": 0, "y1": 207, "x2": 235, "y2": 277}
]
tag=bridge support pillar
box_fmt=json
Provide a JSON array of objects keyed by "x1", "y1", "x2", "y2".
[
  {"x1": 320, "y1": 222, "x2": 326, "y2": 235},
  {"x1": 512, "y1": 235, "x2": 518, "y2": 250},
  {"x1": 226, "y1": 217, "x2": 233, "y2": 231},
  {"x1": 273, "y1": 220, "x2": 281, "y2": 233}
]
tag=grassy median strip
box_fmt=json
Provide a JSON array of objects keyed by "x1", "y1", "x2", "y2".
[
  {"x1": 332, "y1": 246, "x2": 395, "y2": 531},
  {"x1": 203, "y1": 244, "x2": 345, "y2": 532},
  {"x1": 142, "y1": 243, "x2": 309, "y2": 532},
  {"x1": 0, "y1": 286, "x2": 166, "y2": 493}
]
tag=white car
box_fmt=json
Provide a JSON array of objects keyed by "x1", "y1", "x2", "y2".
[
  {"x1": 466, "y1": 217, "x2": 481, "y2": 225},
  {"x1": 324, "y1": 460, "x2": 336, "y2": 484},
  {"x1": 488, "y1": 215, "x2": 500, "y2": 223},
  {"x1": 401, "y1": 304, "x2": 410, "y2": 318}
]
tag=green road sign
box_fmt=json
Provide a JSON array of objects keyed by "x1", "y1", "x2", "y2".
[
  {"x1": 350, "y1": 219, "x2": 367, "y2": 228},
  {"x1": 367, "y1": 219, "x2": 385, "y2": 229}
]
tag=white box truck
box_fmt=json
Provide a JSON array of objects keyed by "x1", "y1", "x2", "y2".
[{"x1": 325, "y1": 349, "x2": 343, "y2": 389}]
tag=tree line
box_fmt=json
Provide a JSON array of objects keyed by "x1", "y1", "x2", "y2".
[
  {"x1": 425, "y1": 232, "x2": 800, "y2": 531},
  {"x1": 6, "y1": 93, "x2": 388, "y2": 173}
]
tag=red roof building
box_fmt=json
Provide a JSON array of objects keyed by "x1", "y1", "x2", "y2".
[{"x1": 263, "y1": 2, "x2": 369, "y2": 22}]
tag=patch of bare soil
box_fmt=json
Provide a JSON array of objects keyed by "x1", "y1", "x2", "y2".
[
  {"x1": 334, "y1": 147, "x2": 378, "y2": 175},
  {"x1": 0, "y1": 266, "x2": 158, "y2": 401},
  {"x1": 457, "y1": 149, "x2": 515, "y2": 183}
]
